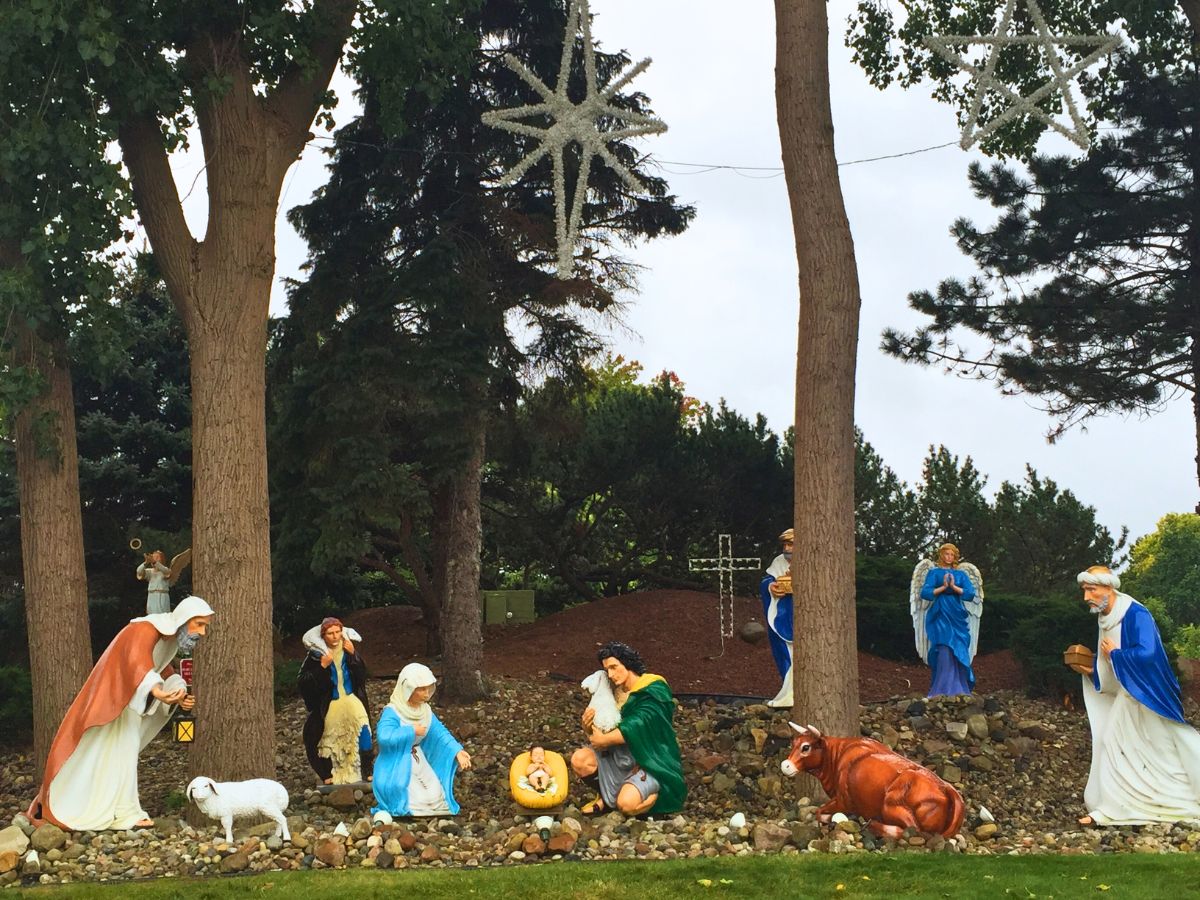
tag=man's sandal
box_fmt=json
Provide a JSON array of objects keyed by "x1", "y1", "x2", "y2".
[{"x1": 581, "y1": 796, "x2": 606, "y2": 815}]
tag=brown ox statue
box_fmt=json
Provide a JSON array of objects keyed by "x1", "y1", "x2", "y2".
[{"x1": 780, "y1": 723, "x2": 964, "y2": 839}]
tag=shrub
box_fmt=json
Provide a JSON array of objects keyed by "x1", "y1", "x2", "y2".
[
  {"x1": 163, "y1": 789, "x2": 188, "y2": 812},
  {"x1": 274, "y1": 658, "x2": 302, "y2": 710},
  {"x1": 855, "y1": 555, "x2": 918, "y2": 661},
  {"x1": 0, "y1": 665, "x2": 33, "y2": 745},
  {"x1": 1174, "y1": 623, "x2": 1200, "y2": 659},
  {"x1": 1009, "y1": 593, "x2": 1097, "y2": 699}
]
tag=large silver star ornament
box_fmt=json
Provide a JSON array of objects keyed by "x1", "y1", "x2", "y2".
[
  {"x1": 924, "y1": 0, "x2": 1120, "y2": 151},
  {"x1": 481, "y1": 0, "x2": 667, "y2": 279}
]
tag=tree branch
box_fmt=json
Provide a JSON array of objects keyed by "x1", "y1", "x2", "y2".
[
  {"x1": 1180, "y1": 0, "x2": 1200, "y2": 42},
  {"x1": 116, "y1": 115, "x2": 198, "y2": 318},
  {"x1": 266, "y1": 0, "x2": 359, "y2": 159}
]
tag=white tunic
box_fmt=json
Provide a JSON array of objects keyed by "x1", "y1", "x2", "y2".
[
  {"x1": 1082, "y1": 595, "x2": 1200, "y2": 825},
  {"x1": 406, "y1": 733, "x2": 451, "y2": 816},
  {"x1": 47, "y1": 636, "x2": 184, "y2": 830}
]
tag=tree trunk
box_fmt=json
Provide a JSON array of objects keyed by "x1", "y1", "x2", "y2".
[
  {"x1": 436, "y1": 414, "x2": 488, "y2": 702},
  {"x1": 1181, "y1": 0, "x2": 1200, "y2": 42},
  {"x1": 115, "y1": 5, "x2": 357, "y2": 781},
  {"x1": 9, "y1": 318, "x2": 93, "y2": 779},
  {"x1": 775, "y1": 0, "x2": 862, "y2": 744}
]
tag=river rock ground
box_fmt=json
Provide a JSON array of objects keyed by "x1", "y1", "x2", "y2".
[{"x1": 2, "y1": 591, "x2": 1198, "y2": 886}]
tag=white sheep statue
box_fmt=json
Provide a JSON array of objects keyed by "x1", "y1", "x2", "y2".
[
  {"x1": 581, "y1": 669, "x2": 622, "y2": 733},
  {"x1": 185, "y1": 776, "x2": 291, "y2": 844}
]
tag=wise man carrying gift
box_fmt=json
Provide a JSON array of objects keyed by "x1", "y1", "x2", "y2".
[{"x1": 1073, "y1": 565, "x2": 1200, "y2": 825}]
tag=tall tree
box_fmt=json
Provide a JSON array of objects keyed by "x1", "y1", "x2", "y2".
[
  {"x1": 1123, "y1": 512, "x2": 1200, "y2": 625},
  {"x1": 988, "y1": 466, "x2": 1122, "y2": 595},
  {"x1": 69, "y1": 0, "x2": 364, "y2": 779},
  {"x1": 273, "y1": 0, "x2": 692, "y2": 700},
  {"x1": 775, "y1": 0, "x2": 862, "y2": 737},
  {"x1": 854, "y1": 430, "x2": 926, "y2": 558},
  {"x1": 0, "y1": 4, "x2": 129, "y2": 775},
  {"x1": 917, "y1": 445, "x2": 992, "y2": 565}
]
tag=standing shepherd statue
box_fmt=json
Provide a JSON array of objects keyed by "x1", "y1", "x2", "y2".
[{"x1": 910, "y1": 543, "x2": 983, "y2": 696}]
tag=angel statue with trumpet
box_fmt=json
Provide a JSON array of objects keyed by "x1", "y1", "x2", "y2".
[
  {"x1": 133, "y1": 539, "x2": 192, "y2": 616},
  {"x1": 910, "y1": 543, "x2": 984, "y2": 697}
]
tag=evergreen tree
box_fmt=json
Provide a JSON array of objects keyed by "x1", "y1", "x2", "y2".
[
  {"x1": 272, "y1": 0, "x2": 692, "y2": 699},
  {"x1": 882, "y1": 58, "x2": 1200, "y2": 498},
  {"x1": 917, "y1": 445, "x2": 993, "y2": 566},
  {"x1": 854, "y1": 429, "x2": 926, "y2": 558}
]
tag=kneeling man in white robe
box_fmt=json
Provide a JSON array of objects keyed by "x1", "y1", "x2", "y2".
[
  {"x1": 1074, "y1": 566, "x2": 1200, "y2": 825},
  {"x1": 28, "y1": 596, "x2": 214, "y2": 830}
]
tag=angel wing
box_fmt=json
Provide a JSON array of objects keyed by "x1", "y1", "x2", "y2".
[
  {"x1": 167, "y1": 548, "x2": 192, "y2": 586},
  {"x1": 910, "y1": 558, "x2": 934, "y2": 665},
  {"x1": 959, "y1": 560, "x2": 985, "y2": 661}
]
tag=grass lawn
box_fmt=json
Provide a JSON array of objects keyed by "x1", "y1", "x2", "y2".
[{"x1": 9, "y1": 853, "x2": 1200, "y2": 900}]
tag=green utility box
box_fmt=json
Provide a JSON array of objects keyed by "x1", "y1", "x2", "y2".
[{"x1": 481, "y1": 589, "x2": 536, "y2": 625}]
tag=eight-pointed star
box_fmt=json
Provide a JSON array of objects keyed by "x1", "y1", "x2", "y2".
[{"x1": 481, "y1": 0, "x2": 666, "y2": 279}]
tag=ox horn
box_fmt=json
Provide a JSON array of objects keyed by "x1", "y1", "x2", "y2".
[
  {"x1": 806, "y1": 724, "x2": 822, "y2": 738},
  {"x1": 788, "y1": 722, "x2": 807, "y2": 735}
]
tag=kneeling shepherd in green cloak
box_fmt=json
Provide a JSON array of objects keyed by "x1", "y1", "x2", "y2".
[{"x1": 571, "y1": 640, "x2": 686, "y2": 815}]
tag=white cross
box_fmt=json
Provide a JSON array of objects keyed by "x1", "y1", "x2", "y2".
[{"x1": 689, "y1": 534, "x2": 760, "y2": 657}]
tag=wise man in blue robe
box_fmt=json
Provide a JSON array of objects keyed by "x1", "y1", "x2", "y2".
[
  {"x1": 372, "y1": 663, "x2": 472, "y2": 817},
  {"x1": 759, "y1": 527, "x2": 794, "y2": 707},
  {"x1": 1073, "y1": 565, "x2": 1200, "y2": 825},
  {"x1": 911, "y1": 543, "x2": 983, "y2": 697}
]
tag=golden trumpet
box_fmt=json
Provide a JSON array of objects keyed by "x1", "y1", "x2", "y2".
[{"x1": 129, "y1": 537, "x2": 143, "y2": 551}]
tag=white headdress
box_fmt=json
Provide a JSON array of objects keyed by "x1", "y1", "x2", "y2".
[
  {"x1": 388, "y1": 662, "x2": 436, "y2": 729},
  {"x1": 131, "y1": 594, "x2": 214, "y2": 636},
  {"x1": 1077, "y1": 565, "x2": 1121, "y2": 590}
]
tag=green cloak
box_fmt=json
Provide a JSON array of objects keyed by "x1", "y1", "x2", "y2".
[{"x1": 620, "y1": 674, "x2": 686, "y2": 815}]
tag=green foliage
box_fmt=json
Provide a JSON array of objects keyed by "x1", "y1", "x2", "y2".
[
  {"x1": 989, "y1": 467, "x2": 1124, "y2": 595},
  {"x1": 854, "y1": 431, "x2": 925, "y2": 558},
  {"x1": 846, "y1": 1, "x2": 1193, "y2": 158},
  {"x1": 1009, "y1": 592, "x2": 1097, "y2": 699},
  {"x1": 162, "y1": 789, "x2": 188, "y2": 813},
  {"x1": 0, "y1": 664, "x2": 32, "y2": 744},
  {"x1": 270, "y1": 0, "x2": 695, "y2": 634},
  {"x1": 880, "y1": 57, "x2": 1200, "y2": 482},
  {"x1": 274, "y1": 658, "x2": 302, "y2": 710},
  {"x1": 854, "y1": 555, "x2": 918, "y2": 660},
  {"x1": 1174, "y1": 623, "x2": 1200, "y2": 659},
  {"x1": 916, "y1": 445, "x2": 993, "y2": 567},
  {"x1": 1124, "y1": 513, "x2": 1200, "y2": 626}
]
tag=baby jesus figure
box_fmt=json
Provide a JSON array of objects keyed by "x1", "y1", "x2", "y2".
[{"x1": 525, "y1": 746, "x2": 553, "y2": 792}]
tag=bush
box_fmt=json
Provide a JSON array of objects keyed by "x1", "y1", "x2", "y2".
[
  {"x1": 274, "y1": 658, "x2": 302, "y2": 709},
  {"x1": 1009, "y1": 593, "x2": 1097, "y2": 699},
  {"x1": 163, "y1": 789, "x2": 188, "y2": 812},
  {"x1": 0, "y1": 664, "x2": 33, "y2": 745},
  {"x1": 1174, "y1": 623, "x2": 1200, "y2": 659},
  {"x1": 855, "y1": 555, "x2": 918, "y2": 661}
]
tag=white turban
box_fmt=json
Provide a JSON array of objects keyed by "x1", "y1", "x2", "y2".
[
  {"x1": 1077, "y1": 568, "x2": 1121, "y2": 590},
  {"x1": 132, "y1": 594, "x2": 215, "y2": 636}
]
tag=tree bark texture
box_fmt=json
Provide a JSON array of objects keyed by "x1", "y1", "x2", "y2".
[
  {"x1": 115, "y1": 5, "x2": 356, "y2": 782},
  {"x1": 775, "y1": 0, "x2": 862, "y2": 738},
  {"x1": 9, "y1": 316, "x2": 94, "y2": 780},
  {"x1": 435, "y1": 414, "x2": 488, "y2": 702}
]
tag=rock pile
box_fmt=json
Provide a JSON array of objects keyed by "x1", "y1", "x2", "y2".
[{"x1": 2, "y1": 677, "x2": 1198, "y2": 886}]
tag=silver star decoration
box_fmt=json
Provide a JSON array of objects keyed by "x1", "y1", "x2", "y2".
[
  {"x1": 924, "y1": 0, "x2": 1120, "y2": 151},
  {"x1": 481, "y1": 0, "x2": 667, "y2": 279}
]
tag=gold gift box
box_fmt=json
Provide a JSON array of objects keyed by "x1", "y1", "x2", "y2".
[
  {"x1": 773, "y1": 575, "x2": 792, "y2": 594},
  {"x1": 1063, "y1": 644, "x2": 1095, "y2": 668}
]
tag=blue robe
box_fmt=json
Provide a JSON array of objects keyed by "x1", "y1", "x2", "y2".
[
  {"x1": 371, "y1": 707, "x2": 463, "y2": 817},
  {"x1": 920, "y1": 567, "x2": 977, "y2": 693},
  {"x1": 1089, "y1": 601, "x2": 1184, "y2": 724},
  {"x1": 759, "y1": 574, "x2": 793, "y2": 679}
]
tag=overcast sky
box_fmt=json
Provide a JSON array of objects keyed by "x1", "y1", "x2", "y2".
[{"x1": 168, "y1": 0, "x2": 1195, "y2": 551}]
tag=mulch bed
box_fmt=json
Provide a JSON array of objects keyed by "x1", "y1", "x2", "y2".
[{"x1": 291, "y1": 589, "x2": 1025, "y2": 702}]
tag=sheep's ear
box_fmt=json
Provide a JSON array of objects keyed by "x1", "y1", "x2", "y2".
[{"x1": 207, "y1": 779, "x2": 219, "y2": 794}]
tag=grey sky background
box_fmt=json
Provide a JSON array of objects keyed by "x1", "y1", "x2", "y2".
[{"x1": 168, "y1": 1, "x2": 1194, "y2": 551}]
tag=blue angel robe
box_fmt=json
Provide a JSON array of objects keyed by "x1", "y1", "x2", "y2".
[
  {"x1": 371, "y1": 707, "x2": 463, "y2": 817},
  {"x1": 920, "y1": 567, "x2": 977, "y2": 694},
  {"x1": 759, "y1": 569, "x2": 793, "y2": 679},
  {"x1": 1089, "y1": 601, "x2": 1185, "y2": 723}
]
